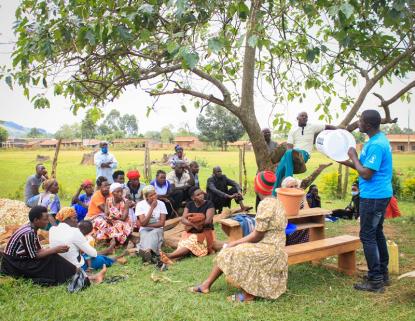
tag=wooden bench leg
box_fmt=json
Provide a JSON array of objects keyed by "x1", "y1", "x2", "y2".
[
  {"x1": 338, "y1": 251, "x2": 356, "y2": 276},
  {"x1": 221, "y1": 225, "x2": 243, "y2": 242}
]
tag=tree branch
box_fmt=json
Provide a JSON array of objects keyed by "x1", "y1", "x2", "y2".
[
  {"x1": 340, "y1": 46, "x2": 415, "y2": 128},
  {"x1": 148, "y1": 88, "x2": 227, "y2": 108}
]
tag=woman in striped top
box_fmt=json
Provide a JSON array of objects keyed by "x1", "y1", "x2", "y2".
[{"x1": 1, "y1": 206, "x2": 77, "y2": 285}]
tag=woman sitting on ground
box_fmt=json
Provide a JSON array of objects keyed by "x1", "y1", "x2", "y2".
[
  {"x1": 281, "y1": 176, "x2": 310, "y2": 245},
  {"x1": 92, "y1": 183, "x2": 132, "y2": 246},
  {"x1": 37, "y1": 178, "x2": 61, "y2": 228},
  {"x1": 136, "y1": 185, "x2": 167, "y2": 262},
  {"x1": 71, "y1": 179, "x2": 95, "y2": 222},
  {"x1": 49, "y1": 207, "x2": 107, "y2": 283},
  {"x1": 160, "y1": 186, "x2": 215, "y2": 264},
  {"x1": 1, "y1": 206, "x2": 77, "y2": 285},
  {"x1": 190, "y1": 171, "x2": 288, "y2": 302},
  {"x1": 169, "y1": 145, "x2": 190, "y2": 169}
]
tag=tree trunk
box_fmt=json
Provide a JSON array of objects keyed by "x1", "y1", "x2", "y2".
[
  {"x1": 337, "y1": 164, "x2": 343, "y2": 198},
  {"x1": 342, "y1": 166, "x2": 350, "y2": 199},
  {"x1": 237, "y1": 0, "x2": 271, "y2": 170}
]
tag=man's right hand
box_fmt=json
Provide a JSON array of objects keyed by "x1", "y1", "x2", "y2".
[{"x1": 54, "y1": 245, "x2": 70, "y2": 253}]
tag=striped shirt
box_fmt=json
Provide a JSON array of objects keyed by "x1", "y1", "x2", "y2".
[{"x1": 5, "y1": 224, "x2": 41, "y2": 259}]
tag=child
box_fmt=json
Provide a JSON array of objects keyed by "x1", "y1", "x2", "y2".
[
  {"x1": 72, "y1": 180, "x2": 95, "y2": 221},
  {"x1": 78, "y1": 220, "x2": 117, "y2": 270}
]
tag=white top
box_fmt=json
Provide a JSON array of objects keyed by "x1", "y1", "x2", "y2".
[
  {"x1": 49, "y1": 223, "x2": 97, "y2": 268},
  {"x1": 166, "y1": 171, "x2": 191, "y2": 187},
  {"x1": 287, "y1": 123, "x2": 325, "y2": 153},
  {"x1": 94, "y1": 151, "x2": 118, "y2": 183},
  {"x1": 136, "y1": 200, "x2": 167, "y2": 231}
]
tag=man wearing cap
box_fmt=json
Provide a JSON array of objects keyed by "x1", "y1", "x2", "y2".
[
  {"x1": 71, "y1": 179, "x2": 95, "y2": 221},
  {"x1": 94, "y1": 142, "x2": 118, "y2": 183}
]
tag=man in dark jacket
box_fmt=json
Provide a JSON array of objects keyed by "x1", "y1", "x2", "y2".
[{"x1": 206, "y1": 166, "x2": 245, "y2": 213}]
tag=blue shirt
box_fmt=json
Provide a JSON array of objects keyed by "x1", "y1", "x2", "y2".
[{"x1": 359, "y1": 132, "x2": 392, "y2": 199}]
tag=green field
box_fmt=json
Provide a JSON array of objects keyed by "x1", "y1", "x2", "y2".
[{"x1": 0, "y1": 149, "x2": 414, "y2": 321}]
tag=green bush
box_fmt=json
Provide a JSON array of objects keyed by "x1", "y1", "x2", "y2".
[
  {"x1": 392, "y1": 169, "x2": 402, "y2": 197},
  {"x1": 402, "y1": 177, "x2": 415, "y2": 201},
  {"x1": 320, "y1": 172, "x2": 338, "y2": 198}
]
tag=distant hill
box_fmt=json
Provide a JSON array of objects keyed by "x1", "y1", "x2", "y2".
[{"x1": 0, "y1": 120, "x2": 49, "y2": 138}]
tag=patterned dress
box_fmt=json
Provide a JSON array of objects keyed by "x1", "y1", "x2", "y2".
[
  {"x1": 92, "y1": 197, "x2": 132, "y2": 244},
  {"x1": 215, "y1": 197, "x2": 288, "y2": 299}
]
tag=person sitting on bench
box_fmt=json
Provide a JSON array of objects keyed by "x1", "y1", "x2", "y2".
[
  {"x1": 167, "y1": 161, "x2": 194, "y2": 210},
  {"x1": 332, "y1": 183, "x2": 360, "y2": 220},
  {"x1": 206, "y1": 166, "x2": 246, "y2": 213},
  {"x1": 189, "y1": 171, "x2": 287, "y2": 303}
]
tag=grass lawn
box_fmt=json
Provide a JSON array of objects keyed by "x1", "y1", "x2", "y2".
[{"x1": 0, "y1": 149, "x2": 414, "y2": 321}]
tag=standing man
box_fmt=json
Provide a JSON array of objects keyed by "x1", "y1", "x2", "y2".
[
  {"x1": 339, "y1": 110, "x2": 392, "y2": 293},
  {"x1": 262, "y1": 128, "x2": 278, "y2": 152},
  {"x1": 94, "y1": 142, "x2": 118, "y2": 183},
  {"x1": 24, "y1": 164, "x2": 48, "y2": 207},
  {"x1": 206, "y1": 166, "x2": 246, "y2": 213}
]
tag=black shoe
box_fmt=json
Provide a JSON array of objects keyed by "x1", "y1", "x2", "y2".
[
  {"x1": 138, "y1": 249, "x2": 152, "y2": 263},
  {"x1": 354, "y1": 280, "x2": 384, "y2": 293},
  {"x1": 362, "y1": 274, "x2": 391, "y2": 286}
]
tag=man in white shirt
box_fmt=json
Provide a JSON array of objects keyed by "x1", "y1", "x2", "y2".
[
  {"x1": 167, "y1": 161, "x2": 194, "y2": 209},
  {"x1": 272, "y1": 112, "x2": 336, "y2": 190},
  {"x1": 94, "y1": 142, "x2": 118, "y2": 183}
]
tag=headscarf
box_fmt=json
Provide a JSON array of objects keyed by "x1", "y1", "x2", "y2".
[
  {"x1": 142, "y1": 185, "x2": 156, "y2": 199},
  {"x1": 175, "y1": 144, "x2": 183, "y2": 152},
  {"x1": 127, "y1": 170, "x2": 140, "y2": 180},
  {"x1": 281, "y1": 176, "x2": 302, "y2": 189},
  {"x1": 82, "y1": 179, "x2": 93, "y2": 188},
  {"x1": 254, "y1": 171, "x2": 276, "y2": 196},
  {"x1": 110, "y1": 183, "x2": 123, "y2": 193},
  {"x1": 42, "y1": 179, "x2": 57, "y2": 192},
  {"x1": 56, "y1": 207, "x2": 76, "y2": 222}
]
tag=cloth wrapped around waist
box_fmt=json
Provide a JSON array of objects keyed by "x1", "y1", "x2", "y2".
[{"x1": 184, "y1": 213, "x2": 215, "y2": 253}]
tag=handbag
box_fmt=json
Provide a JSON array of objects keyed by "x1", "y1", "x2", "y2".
[{"x1": 67, "y1": 269, "x2": 91, "y2": 293}]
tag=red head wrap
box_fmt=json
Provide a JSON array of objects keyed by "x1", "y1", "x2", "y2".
[
  {"x1": 254, "y1": 171, "x2": 276, "y2": 195},
  {"x1": 82, "y1": 179, "x2": 93, "y2": 187},
  {"x1": 127, "y1": 170, "x2": 140, "y2": 180}
]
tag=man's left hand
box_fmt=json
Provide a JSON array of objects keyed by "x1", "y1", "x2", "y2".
[{"x1": 347, "y1": 147, "x2": 358, "y2": 160}]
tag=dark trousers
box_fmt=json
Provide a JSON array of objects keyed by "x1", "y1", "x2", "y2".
[
  {"x1": 359, "y1": 197, "x2": 391, "y2": 281},
  {"x1": 210, "y1": 187, "x2": 242, "y2": 213},
  {"x1": 170, "y1": 188, "x2": 190, "y2": 210}
]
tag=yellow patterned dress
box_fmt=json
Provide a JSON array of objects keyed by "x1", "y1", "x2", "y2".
[{"x1": 215, "y1": 197, "x2": 288, "y2": 299}]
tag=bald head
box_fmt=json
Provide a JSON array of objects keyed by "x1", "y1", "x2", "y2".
[
  {"x1": 297, "y1": 112, "x2": 308, "y2": 127},
  {"x1": 262, "y1": 128, "x2": 271, "y2": 143},
  {"x1": 213, "y1": 166, "x2": 223, "y2": 178}
]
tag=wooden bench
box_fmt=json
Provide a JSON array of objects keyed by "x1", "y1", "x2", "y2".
[{"x1": 286, "y1": 235, "x2": 360, "y2": 275}]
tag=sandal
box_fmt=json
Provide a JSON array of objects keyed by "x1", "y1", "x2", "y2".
[
  {"x1": 104, "y1": 275, "x2": 127, "y2": 284},
  {"x1": 227, "y1": 292, "x2": 253, "y2": 303},
  {"x1": 159, "y1": 251, "x2": 174, "y2": 265},
  {"x1": 188, "y1": 285, "x2": 209, "y2": 294}
]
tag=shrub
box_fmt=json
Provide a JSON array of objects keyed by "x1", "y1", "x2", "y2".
[
  {"x1": 392, "y1": 169, "x2": 402, "y2": 197},
  {"x1": 320, "y1": 172, "x2": 338, "y2": 199},
  {"x1": 402, "y1": 177, "x2": 415, "y2": 201}
]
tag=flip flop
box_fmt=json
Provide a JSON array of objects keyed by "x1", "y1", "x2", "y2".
[
  {"x1": 188, "y1": 285, "x2": 209, "y2": 294},
  {"x1": 227, "y1": 292, "x2": 252, "y2": 303},
  {"x1": 104, "y1": 275, "x2": 127, "y2": 284},
  {"x1": 159, "y1": 251, "x2": 174, "y2": 265}
]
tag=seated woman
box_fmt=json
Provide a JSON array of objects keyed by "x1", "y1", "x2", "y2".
[
  {"x1": 136, "y1": 186, "x2": 167, "y2": 262},
  {"x1": 332, "y1": 183, "x2": 360, "y2": 220},
  {"x1": 150, "y1": 170, "x2": 175, "y2": 218},
  {"x1": 49, "y1": 207, "x2": 107, "y2": 283},
  {"x1": 91, "y1": 183, "x2": 132, "y2": 246},
  {"x1": 306, "y1": 184, "x2": 321, "y2": 208},
  {"x1": 281, "y1": 176, "x2": 310, "y2": 245},
  {"x1": 169, "y1": 145, "x2": 190, "y2": 169},
  {"x1": 190, "y1": 171, "x2": 287, "y2": 302},
  {"x1": 71, "y1": 179, "x2": 95, "y2": 222},
  {"x1": 37, "y1": 179, "x2": 61, "y2": 229},
  {"x1": 160, "y1": 186, "x2": 215, "y2": 264},
  {"x1": 0, "y1": 206, "x2": 76, "y2": 285}
]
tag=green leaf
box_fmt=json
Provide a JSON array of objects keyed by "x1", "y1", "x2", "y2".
[
  {"x1": 5, "y1": 76, "x2": 12, "y2": 90},
  {"x1": 237, "y1": 1, "x2": 249, "y2": 20},
  {"x1": 117, "y1": 26, "x2": 133, "y2": 41},
  {"x1": 23, "y1": 87, "x2": 29, "y2": 99},
  {"x1": 85, "y1": 30, "x2": 96, "y2": 46},
  {"x1": 247, "y1": 35, "x2": 258, "y2": 48},
  {"x1": 181, "y1": 105, "x2": 187, "y2": 112},
  {"x1": 166, "y1": 41, "x2": 179, "y2": 54},
  {"x1": 182, "y1": 51, "x2": 199, "y2": 69},
  {"x1": 306, "y1": 49, "x2": 316, "y2": 62},
  {"x1": 339, "y1": 3, "x2": 354, "y2": 19},
  {"x1": 138, "y1": 4, "x2": 154, "y2": 14},
  {"x1": 208, "y1": 37, "x2": 224, "y2": 53}
]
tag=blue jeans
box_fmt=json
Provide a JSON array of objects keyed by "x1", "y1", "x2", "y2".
[{"x1": 359, "y1": 197, "x2": 391, "y2": 281}]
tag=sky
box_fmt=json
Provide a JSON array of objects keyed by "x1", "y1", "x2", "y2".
[{"x1": 0, "y1": 1, "x2": 413, "y2": 135}]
